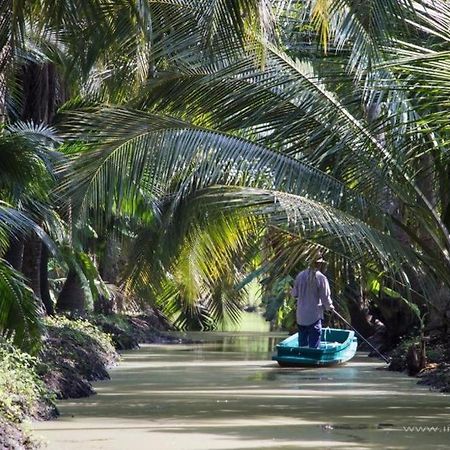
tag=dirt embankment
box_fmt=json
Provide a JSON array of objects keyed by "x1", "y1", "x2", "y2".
[{"x1": 388, "y1": 335, "x2": 450, "y2": 393}]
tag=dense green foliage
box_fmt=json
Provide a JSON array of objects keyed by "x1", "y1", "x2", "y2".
[
  {"x1": 1, "y1": 6, "x2": 450, "y2": 446},
  {"x1": 45, "y1": 316, "x2": 116, "y2": 361},
  {"x1": 0, "y1": 0, "x2": 449, "y2": 347},
  {"x1": 261, "y1": 276, "x2": 295, "y2": 330},
  {"x1": 0, "y1": 342, "x2": 52, "y2": 423}
]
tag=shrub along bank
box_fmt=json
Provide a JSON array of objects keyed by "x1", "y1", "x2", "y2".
[{"x1": 0, "y1": 343, "x2": 57, "y2": 449}]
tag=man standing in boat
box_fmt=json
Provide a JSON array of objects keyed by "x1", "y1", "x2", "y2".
[{"x1": 291, "y1": 255, "x2": 335, "y2": 348}]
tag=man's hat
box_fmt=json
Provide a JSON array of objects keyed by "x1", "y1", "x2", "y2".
[
  {"x1": 309, "y1": 253, "x2": 327, "y2": 265},
  {"x1": 315, "y1": 256, "x2": 327, "y2": 264}
]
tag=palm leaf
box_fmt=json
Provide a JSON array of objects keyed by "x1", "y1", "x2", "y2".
[
  {"x1": 192, "y1": 185, "x2": 448, "y2": 298},
  {"x1": 56, "y1": 107, "x2": 378, "y2": 228},
  {"x1": 0, "y1": 260, "x2": 43, "y2": 353}
]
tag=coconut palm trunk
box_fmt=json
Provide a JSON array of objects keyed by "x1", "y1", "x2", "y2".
[
  {"x1": 56, "y1": 268, "x2": 85, "y2": 314},
  {"x1": 40, "y1": 245, "x2": 54, "y2": 315},
  {"x1": 18, "y1": 62, "x2": 59, "y2": 303},
  {"x1": 21, "y1": 235, "x2": 42, "y2": 298},
  {"x1": 4, "y1": 238, "x2": 24, "y2": 270}
]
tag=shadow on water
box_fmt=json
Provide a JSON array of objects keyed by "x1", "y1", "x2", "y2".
[{"x1": 33, "y1": 324, "x2": 450, "y2": 450}]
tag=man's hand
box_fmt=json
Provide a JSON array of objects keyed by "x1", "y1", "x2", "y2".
[{"x1": 328, "y1": 305, "x2": 335, "y2": 313}]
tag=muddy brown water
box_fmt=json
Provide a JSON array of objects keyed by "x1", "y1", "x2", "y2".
[{"x1": 33, "y1": 330, "x2": 450, "y2": 449}]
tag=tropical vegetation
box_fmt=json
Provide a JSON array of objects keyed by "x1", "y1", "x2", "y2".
[{"x1": 0, "y1": 0, "x2": 449, "y2": 358}]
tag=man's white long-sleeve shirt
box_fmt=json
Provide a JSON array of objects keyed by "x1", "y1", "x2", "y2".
[{"x1": 291, "y1": 269, "x2": 333, "y2": 326}]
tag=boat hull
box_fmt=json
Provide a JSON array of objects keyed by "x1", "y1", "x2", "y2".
[{"x1": 272, "y1": 328, "x2": 358, "y2": 367}]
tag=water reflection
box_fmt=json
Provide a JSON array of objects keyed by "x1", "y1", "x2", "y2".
[{"x1": 171, "y1": 329, "x2": 286, "y2": 355}]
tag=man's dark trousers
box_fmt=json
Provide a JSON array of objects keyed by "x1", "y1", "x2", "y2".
[{"x1": 298, "y1": 319, "x2": 322, "y2": 348}]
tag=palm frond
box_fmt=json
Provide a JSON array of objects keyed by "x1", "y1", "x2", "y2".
[
  {"x1": 56, "y1": 107, "x2": 377, "y2": 227},
  {"x1": 299, "y1": 0, "x2": 414, "y2": 79},
  {"x1": 125, "y1": 41, "x2": 450, "y2": 259},
  {"x1": 125, "y1": 203, "x2": 262, "y2": 329},
  {"x1": 0, "y1": 260, "x2": 43, "y2": 353},
  {"x1": 193, "y1": 185, "x2": 448, "y2": 299},
  {"x1": 0, "y1": 202, "x2": 51, "y2": 254}
]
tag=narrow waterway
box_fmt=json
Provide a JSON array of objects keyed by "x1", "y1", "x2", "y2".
[{"x1": 33, "y1": 330, "x2": 450, "y2": 449}]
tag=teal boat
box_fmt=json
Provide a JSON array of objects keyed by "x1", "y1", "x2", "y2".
[{"x1": 272, "y1": 328, "x2": 358, "y2": 367}]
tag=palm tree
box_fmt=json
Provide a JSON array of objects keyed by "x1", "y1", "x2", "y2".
[
  {"x1": 52, "y1": 0, "x2": 450, "y2": 339},
  {"x1": 0, "y1": 125, "x2": 57, "y2": 351},
  {"x1": 3, "y1": 0, "x2": 277, "y2": 313},
  {"x1": 2, "y1": 0, "x2": 449, "y2": 340}
]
